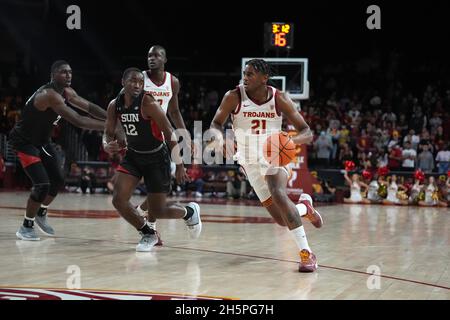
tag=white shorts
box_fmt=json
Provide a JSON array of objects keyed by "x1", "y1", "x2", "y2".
[{"x1": 239, "y1": 161, "x2": 290, "y2": 206}]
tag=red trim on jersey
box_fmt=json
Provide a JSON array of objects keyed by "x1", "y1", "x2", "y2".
[
  {"x1": 116, "y1": 165, "x2": 130, "y2": 174},
  {"x1": 139, "y1": 94, "x2": 164, "y2": 141},
  {"x1": 247, "y1": 86, "x2": 273, "y2": 106},
  {"x1": 169, "y1": 73, "x2": 174, "y2": 92},
  {"x1": 146, "y1": 71, "x2": 166, "y2": 87},
  {"x1": 274, "y1": 89, "x2": 282, "y2": 117},
  {"x1": 150, "y1": 120, "x2": 164, "y2": 141},
  {"x1": 17, "y1": 152, "x2": 41, "y2": 168},
  {"x1": 231, "y1": 86, "x2": 241, "y2": 115}
]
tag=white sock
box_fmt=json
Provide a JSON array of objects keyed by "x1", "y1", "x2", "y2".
[
  {"x1": 24, "y1": 215, "x2": 35, "y2": 221},
  {"x1": 290, "y1": 226, "x2": 311, "y2": 252},
  {"x1": 148, "y1": 221, "x2": 156, "y2": 230},
  {"x1": 295, "y1": 203, "x2": 307, "y2": 217},
  {"x1": 136, "y1": 205, "x2": 147, "y2": 217},
  {"x1": 41, "y1": 204, "x2": 49, "y2": 209}
]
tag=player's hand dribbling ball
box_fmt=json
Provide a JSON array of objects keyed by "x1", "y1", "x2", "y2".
[{"x1": 263, "y1": 132, "x2": 297, "y2": 166}]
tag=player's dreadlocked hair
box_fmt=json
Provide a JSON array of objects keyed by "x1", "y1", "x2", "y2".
[
  {"x1": 122, "y1": 67, "x2": 141, "y2": 80},
  {"x1": 245, "y1": 59, "x2": 272, "y2": 76}
]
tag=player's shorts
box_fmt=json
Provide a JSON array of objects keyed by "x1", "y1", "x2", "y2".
[
  {"x1": 8, "y1": 130, "x2": 65, "y2": 193},
  {"x1": 239, "y1": 160, "x2": 290, "y2": 207},
  {"x1": 117, "y1": 143, "x2": 171, "y2": 194}
]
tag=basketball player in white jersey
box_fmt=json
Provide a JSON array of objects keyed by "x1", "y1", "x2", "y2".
[
  {"x1": 135, "y1": 45, "x2": 189, "y2": 245},
  {"x1": 209, "y1": 59, "x2": 323, "y2": 272}
]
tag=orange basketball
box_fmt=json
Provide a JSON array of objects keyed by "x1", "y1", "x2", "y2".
[{"x1": 263, "y1": 132, "x2": 297, "y2": 166}]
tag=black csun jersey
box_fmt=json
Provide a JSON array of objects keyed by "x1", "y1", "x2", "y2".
[{"x1": 115, "y1": 91, "x2": 164, "y2": 152}]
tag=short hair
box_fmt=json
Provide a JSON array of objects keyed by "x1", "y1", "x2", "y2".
[
  {"x1": 51, "y1": 60, "x2": 69, "y2": 73},
  {"x1": 149, "y1": 45, "x2": 166, "y2": 57},
  {"x1": 245, "y1": 59, "x2": 271, "y2": 76},
  {"x1": 122, "y1": 67, "x2": 141, "y2": 80}
]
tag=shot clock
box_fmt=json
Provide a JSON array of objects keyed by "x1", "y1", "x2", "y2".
[{"x1": 264, "y1": 22, "x2": 294, "y2": 51}]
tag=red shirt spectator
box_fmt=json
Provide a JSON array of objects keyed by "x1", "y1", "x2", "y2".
[
  {"x1": 388, "y1": 146, "x2": 403, "y2": 169},
  {"x1": 357, "y1": 130, "x2": 373, "y2": 153},
  {"x1": 187, "y1": 165, "x2": 204, "y2": 181}
]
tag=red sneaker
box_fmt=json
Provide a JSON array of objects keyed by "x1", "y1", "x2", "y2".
[
  {"x1": 299, "y1": 249, "x2": 318, "y2": 273},
  {"x1": 299, "y1": 194, "x2": 323, "y2": 228}
]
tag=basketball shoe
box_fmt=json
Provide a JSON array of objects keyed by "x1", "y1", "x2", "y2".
[
  {"x1": 136, "y1": 232, "x2": 159, "y2": 252},
  {"x1": 16, "y1": 225, "x2": 40, "y2": 241},
  {"x1": 35, "y1": 207, "x2": 55, "y2": 236},
  {"x1": 136, "y1": 205, "x2": 163, "y2": 246},
  {"x1": 185, "y1": 202, "x2": 202, "y2": 239},
  {"x1": 298, "y1": 193, "x2": 323, "y2": 228},
  {"x1": 298, "y1": 249, "x2": 318, "y2": 272}
]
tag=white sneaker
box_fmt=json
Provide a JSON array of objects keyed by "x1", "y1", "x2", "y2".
[
  {"x1": 194, "y1": 192, "x2": 203, "y2": 198},
  {"x1": 185, "y1": 202, "x2": 202, "y2": 239},
  {"x1": 136, "y1": 233, "x2": 158, "y2": 252}
]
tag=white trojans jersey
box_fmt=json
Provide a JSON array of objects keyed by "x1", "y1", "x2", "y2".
[
  {"x1": 231, "y1": 84, "x2": 282, "y2": 153},
  {"x1": 143, "y1": 71, "x2": 173, "y2": 114}
]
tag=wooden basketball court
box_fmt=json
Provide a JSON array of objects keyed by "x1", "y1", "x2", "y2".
[{"x1": 0, "y1": 191, "x2": 449, "y2": 300}]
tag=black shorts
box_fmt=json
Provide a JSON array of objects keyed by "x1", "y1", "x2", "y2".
[
  {"x1": 117, "y1": 144, "x2": 171, "y2": 194},
  {"x1": 8, "y1": 131, "x2": 64, "y2": 194}
]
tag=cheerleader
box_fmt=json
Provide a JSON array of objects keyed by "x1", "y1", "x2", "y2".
[
  {"x1": 366, "y1": 176, "x2": 383, "y2": 204},
  {"x1": 408, "y1": 179, "x2": 424, "y2": 205},
  {"x1": 418, "y1": 176, "x2": 448, "y2": 207},
  {"x1": 343, "y1": 172, "x2": 370, "y2": 204},
  {"x1": 382, "y1": 175, "x2": 408, "y2": 205}
]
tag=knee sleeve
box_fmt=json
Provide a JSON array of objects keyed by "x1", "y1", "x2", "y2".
[
  {"x1": 30, "y1": 183, "x2": 50, "y2": 202},
  {"x1": 48, "y1": 177, "x2": 65, "y2": 197}
]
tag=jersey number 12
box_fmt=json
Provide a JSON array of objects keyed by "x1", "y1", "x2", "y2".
[{"x1": 123, "y1": 124, "x2": 137, "y2": 136}]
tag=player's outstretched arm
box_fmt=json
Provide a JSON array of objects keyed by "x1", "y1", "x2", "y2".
[
  {"x1": 275, "y1": 91, "x2": 313, "y2": 146},
  {"x1": 47, "y1": 91, "x2": 104, "y2": 131},
  {"x1": 63, "y1": 87, "x2": 107, "y2": 120}
]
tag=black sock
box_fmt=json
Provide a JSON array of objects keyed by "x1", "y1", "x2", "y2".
[
  {"x1": 183, "y1": 206, "x2": 194, "y2": 221},
  {"x1": 23, "y1": 218, "x2": 34, "y2": 228},
  {"x1": 37, "y1": 207, "x2": 47, "y2": 217},
  {"x1": 139, "y1": 223, "x2": 155, "y2": 235}
]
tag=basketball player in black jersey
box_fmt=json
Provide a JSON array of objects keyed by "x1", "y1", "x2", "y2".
[
  {"x1": 104, "y1": 68, "x2": 201, "y2": 252},
  {"x1": 9, "y1": 60, "x2": 106, "y2": 241},
  {"x1": 135, "y1": 45, "x2": 191, "y2": 246}
]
